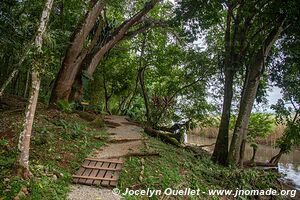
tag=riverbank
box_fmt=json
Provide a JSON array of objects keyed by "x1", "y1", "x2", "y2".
[
  {"x1": 187, "y1": 134, "x2": 300, "y2": 192},
  {"x1": 0, "y1": 98, "x2": 298, "y2": 199},
  {"x1": 191, "y1": 125, "x2": 287, "y2": 146},
  {"x1": 119, "y1": 136, "x2": 299, "y2": 199}
]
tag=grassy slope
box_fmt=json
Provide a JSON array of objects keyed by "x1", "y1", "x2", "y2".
[
  {"x1": 0, "y1": 107, "x2": 107, "y2": 200},
  {"x1": 119, "y1": 137, "x2": 284, "y2": 200},
  {"x1": 0, "y1": 103, "x2": 285, "y2": 200}
]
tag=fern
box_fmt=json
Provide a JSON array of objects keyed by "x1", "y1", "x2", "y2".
[{"x1": 56, "y1": 100, "x2": 74, "y2": 113}]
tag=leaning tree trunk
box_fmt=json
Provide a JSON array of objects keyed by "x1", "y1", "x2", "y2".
[
  {"x1": 0, "y1": 47, "x2": 32, "y2": 98},
  {"x1": 269, "y1": 149, "x2": 284, "y2": 165},
  {"x1": 66, "y1": 0, "x2": 161, "y2": 102},
  {"x1": 18, "y1": 0, "x2": 53, "y2": 179},
  {"x1": 0, "y1": 69, "x2": 19, "y2": 97},
  {"x1": 50, "y1": 0, "x2": 105, "y2": 103},
  {"x1": 228, "y1": 18, "x2": 285, "y2": 166}
]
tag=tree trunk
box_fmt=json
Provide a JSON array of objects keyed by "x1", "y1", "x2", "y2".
[
  {"x1": 228, "y1": 18, "x2": 285, "y2": 166},
  {"x1": 24, "y1": 69, "x2": 30, "y2": 97},
  {"x1": 269, "y1": 149, "x2": 284, "y2": 165},
  {"x1": 123, "y1": 74, "x2": 139, "y2": 115},
  {"x1": 139, "y1": 67, "x2": 151, "y2": 124},
  {"x1": 117, "y1": 95, "x2": 130, "y2": 115},
  {"x1": 18, "y1": 0, "x2": 53, "y2": 179},
  {"x1": 50, "y1": 0, "x2": 105, "y2": 103},
  {"x1": 64, "y1": 0, "x2": 161, "y2": 102},
  {"x1": 212, "y1": 70, "x2": 234, "y2": 165},
  {"x1": 103, "y1": 72, "x2": 112, "y2": 115},
  {"x1": 0, "y1": 69, "x2": 19, "y2": 97},
  {"x1": 212, "y1": 5, "x2": 233, "y2": 165},
  {"x1": 250, "y1": 147, "x2": 257, "y2": 163},
  {"x1": 138, "y1": 34, "x2": 152, "y2": 125}
]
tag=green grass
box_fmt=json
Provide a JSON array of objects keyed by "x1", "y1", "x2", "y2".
[
  {"x1": 118, "y1": 136, "x2": 283, "y2": 200},
  {"x1": 0, "y1": 109, "x2": 107, "y2": 200},
  {"x1": 0, "y1": 109, "x2": 285, "y2": 200}
]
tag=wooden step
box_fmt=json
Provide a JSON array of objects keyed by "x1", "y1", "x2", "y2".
[
  {"x1": 72, "y1": 175, "x2": 118, "y2": 181},
  {"x1": 82, "y1": 165, "x2": 122, "y2": 171},
  {"x1": 72, "y1": 157, "x2": 124, "y2": 187},
  {"x1": 85, "y1": 158, "x2": 124, "y2": 164}
]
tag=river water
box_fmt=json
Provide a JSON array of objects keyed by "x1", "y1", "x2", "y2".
[{"x1": 187, "y1": 135, "x2": 300, "y2": 190}]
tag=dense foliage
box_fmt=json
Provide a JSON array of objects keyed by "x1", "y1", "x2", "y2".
[{"x1": 0, "y1": 0, "x2": 299, "y2": 198}]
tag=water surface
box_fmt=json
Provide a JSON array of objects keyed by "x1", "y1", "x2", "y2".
[{"x1": 187, "y1": 135, "x2": 300, "y2": 190}]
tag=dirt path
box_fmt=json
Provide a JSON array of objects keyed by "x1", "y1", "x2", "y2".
[{"x1": 67, "y1": 115, "x2": 145, "y2": 200}]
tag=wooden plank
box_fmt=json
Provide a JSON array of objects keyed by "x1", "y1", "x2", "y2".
[
  {"x1": 110, "y1": 163, "x2": 122, "y2": 186},
  {"x1": 82, "y1": 165, "x2": 122, "y2": 171},
  {"x1": 78, "y1": 161, "x2": 96, "y2": 184},
  {"x1": 102, "y1": 162, "x2": 116, "y2": 186},
  {"x1": 73, "y1": 160, "x2": 90, "y2": 183},
  {"x1": 95, "y1": 162, "x2": 110, "y2": 186},
  {"x1": 73, "y1": 157, "x2": 124, "y2": 187},
  {"x1": 72, "y1": 175, "x2": 118, "y2": 181},
  {"x1": 85, "y1": 161, "x2": 99, "y2": 185},
  {"x1": 85, "y1": 158, "x2": 124, "y2": 164},
  {"x1": 92, "y1": 161, "x2": 104, "y2": 186}
]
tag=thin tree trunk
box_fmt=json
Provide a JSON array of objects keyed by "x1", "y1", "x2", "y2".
[
  {"x1": 123, "y1": 73, "x2": 139, "y2": 115},
  {"x1": 0, "y1": 44, "x2": 33, "y2": 98},
  {"x1": 0, "y1": 69, "x2": 19, "y2": 97},
  {"x1": 269, "y1": 106, "x2": 299, "y2": 164},
  {"x1": 103, "y1": 70, "x2": 112, "y2": 115},
  {"x1": 117, "y1": 95, "x2": 130, "y2": 115},
  {"x1": 228, "y1": 18, "x2": 285, "y2": 166},
  {"x1": 24, "y1": 69, "x2": 30, "y2": 97},
  {"x1": 18, "y1": 0, "x2": 53, "y2": 179},
  {"x1": 138, "y1": 34, "x2": 151, "y2": 125},
  {"x1": 139, "y1": 67, "x2": 151, "y2": 124},
  {"x1": 12, "y1": 72, "x2": 19, "y2": 95},
  {"x1": 250, "y1": 147, "x2": 257, "y2": 163}
]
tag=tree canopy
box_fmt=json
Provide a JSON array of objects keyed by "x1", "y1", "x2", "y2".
[{"x1": 0, "y1": 0, "x2": 300, "y2": 177}]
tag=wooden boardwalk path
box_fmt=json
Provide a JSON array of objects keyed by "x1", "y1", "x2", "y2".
[{"x1": 72, "y1": 158, "x2": 124, "y2": 187}]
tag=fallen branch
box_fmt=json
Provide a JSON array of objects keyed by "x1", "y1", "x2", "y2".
[
  {"x1": 186, "y1": 143, "x2": 215, "y2": 148},
  {"x1": 144, "y1": 126, "x2": 181, "y2": 147},
  {"x1": 244, "y1": 160, "x2": 278, "y2": 168},
  {"x1": 109, "y1": 138, "x2": 149, "y2": 143},
  {"x1": 184, "y1": 145, "x2": 211, "y2": 157}
]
